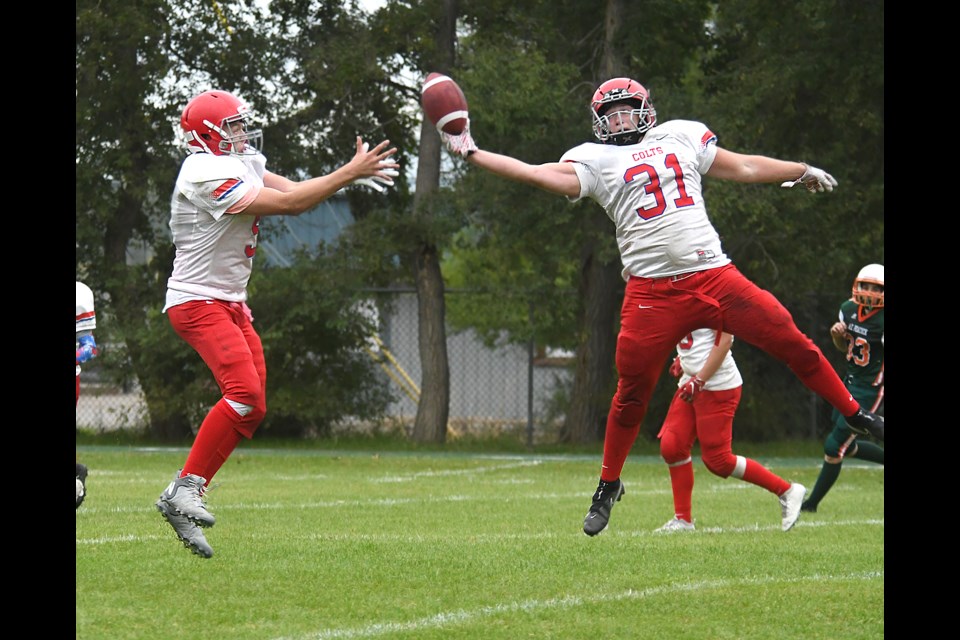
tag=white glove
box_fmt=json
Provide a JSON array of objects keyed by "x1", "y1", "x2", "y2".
[
  {"x1": 440, "y1": 121, "x2": 478, "y2": 158},
  {"x1": 780, "y1": 164, "x2": 838, "y2": 193},
  {"x1": 354, "y1": 171, "x2": 398, "y2": 193},
  {"x1": 353, "y1": 142, "x2": 400, "y2": 193}
]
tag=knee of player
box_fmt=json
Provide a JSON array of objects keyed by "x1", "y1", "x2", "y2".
[
  {"x1": 823, "y1": 435, "x2": 844, "y2": 458},
  {"x1": 701, "y1": 451, "x2": 736, "y2": 478},
  {"x1": 226, "y1": 397, "x2": 266, "y2": 421},
  {"x1": 659, "y1": 438, "x2": 689, "y2": 463}
]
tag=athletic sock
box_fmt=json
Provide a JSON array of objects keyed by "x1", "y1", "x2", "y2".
[
  {"x1": 667, "y1": 460, "x2": 694, "y2": 522},
  {"x1": 599, "y1": 414, "x2": 640, "y2": 482},
  {"x1": 804, "y1": 460, "x2": 842, "y2": 508},
  {"x1": 182, "y1": 398, "x2": 245, "y2": 484},
  {"x1": 740, "y1": 457, "x2": 791, "y2": 495},
  {"x1": 853, "y1": 441, "x2": 884, "y2": 464}
]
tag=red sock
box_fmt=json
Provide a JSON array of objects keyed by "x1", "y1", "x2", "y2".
[
  {"x1": 182, "y1": 399, "x2": 245, "y2": 485},
  {"x1": 667, "y1": 460, "x2": 694, "y2": 522},
  {"x1": 740, "y1": 458, "x2": 790, "y2": 495},
  {"x1": 600, "y1": 416, "x2": 640, "y2": 482}
]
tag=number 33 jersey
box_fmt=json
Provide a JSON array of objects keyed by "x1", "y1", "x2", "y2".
[
  {"x1": 560, "y1": 119, "x2": 731, "y2": 281},
  {"x1": 838, "y1": 299, "x2": 884, "y2": 386}
]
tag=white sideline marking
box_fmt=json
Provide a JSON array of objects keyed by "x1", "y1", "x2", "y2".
[
  {"x1": 270, "y1": 571, "x2": 883, "y2": 640},
  {"x1": 76, "y1": 533, "x2": 166, "y2": 545}
]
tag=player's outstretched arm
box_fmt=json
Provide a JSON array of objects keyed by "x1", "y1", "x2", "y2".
[
  {"x1": 246, "y1": 137, "x2": 400, "y2": 216},
  {"x1": 707, "y1": 148, "x2": 836, "y2": 192},
  {"x1": 470, "y1": 151, "x2": 580, "y2": 198},
  {"x1": 442, "y1": 122, "x2": 580, "y2": 198}
]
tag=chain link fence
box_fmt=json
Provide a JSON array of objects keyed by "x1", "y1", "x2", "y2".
[
  {"x1": 77, "y1": 288, "x2": 858, "y2": 441},
  {"x1": 76, "y1": 290, "x2": 574, "y2": 441}
]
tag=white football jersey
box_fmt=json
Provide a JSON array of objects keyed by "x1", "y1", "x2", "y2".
[
  {"x1": 76, "y1": 281, "x2": 96, "y2": 376},
  {"x1": 76, "y1": 281, "x2": 96, "y2": 334},
  {"x1": 560, "y1": 119, "x2": 731, "y2": 280},
  {"x1": 675, "y1": 327, "x2": 742, "y2": 391},
  {"x1": 164, "y1": 151, "x2": 267, "y2": 311}
]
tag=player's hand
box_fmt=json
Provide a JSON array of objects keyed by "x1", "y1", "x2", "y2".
[
  {"x1": 679, "y1": 376, "x2": 705, "y2": 402},
  {"x1": 830, "y1": 321, "x2": 848, "y2": 351},
  {"x1": 353, "y1": 142, "x2": 400, "y2": 193},
  {"x1": 830, "y1": 321, "x2": 847, "y2": 340},
  {"x1": 76, "y1": 334, "x2": 98, "y2": 364},
  {"x1": 354, "y1": 173, "x2": 398, "y2": 193},
  {"x1": 441, "y1": 121, "x2": 478, "y2": 158},
  {"x1": 780, "y1": 164, "x2": 837, "y2": 193},
  {"x1": 669, "y1": 356, "x2": 683, "y2": 378}
]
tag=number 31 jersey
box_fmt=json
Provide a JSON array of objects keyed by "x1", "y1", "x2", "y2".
[{"x1": 560, "y1": 119, "x2": 731, "y2": 281}]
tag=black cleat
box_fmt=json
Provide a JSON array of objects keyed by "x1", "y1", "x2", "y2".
[
  {"x1": 583, "y1": 478, "x2": 625, "y2": 536},
  {"x1": 800, "y1": 500, "x2": 817, "y2": 513},
  {"x1": 845, "y1": 408, "x2": 884, "y2": 442}
]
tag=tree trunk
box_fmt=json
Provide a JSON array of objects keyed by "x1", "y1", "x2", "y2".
[
  {"x1": 410, "y1": 110, "x2": 451, "y2": 444},
  {"x1": 560, "y1": 211, "x2": 622, "y2": 443},
  {"x1": 412, "y1": 240, "x2": 451, "y2": 443},
  {"x1": 408, "y1": 0, "x2": 459, "y2": 444},
  {"x1": 561, "y1": 0, "x2": 626, "y2": 443}
]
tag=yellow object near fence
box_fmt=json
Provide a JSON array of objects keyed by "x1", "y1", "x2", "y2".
[{"x1": 365, "y1": 334, "x2": 420, "y2": 403}]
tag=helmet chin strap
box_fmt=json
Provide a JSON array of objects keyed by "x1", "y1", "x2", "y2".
[{"x1": 610, "y1": 131, "x2": 643, "y2": 146}]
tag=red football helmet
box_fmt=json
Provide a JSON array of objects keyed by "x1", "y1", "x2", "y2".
[
  {"x1": 590, "y1": 77, "x2": 657, "y2": 145},
  {"x1": 180, "y1": 90, "x2": 263, "y2": 156},
  {"x1": 851, "y1": 263, "x2": 884, "y2": 308}
]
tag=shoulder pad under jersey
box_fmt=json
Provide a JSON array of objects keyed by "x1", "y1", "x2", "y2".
[
  {"x1": 560, "y1": 141, "x2": 608, "y2": 164},
  {"x1": 654, "y1": 120, "x2": 717, "y2": 150},
  {"x1": 180, "y1": 153, "x2": 248, "y2": 183},
  {"x1": 76, "y1": 281, "x2": 94, "y2": 314}
]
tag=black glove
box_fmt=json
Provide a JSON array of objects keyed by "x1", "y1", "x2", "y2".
[{"x1": 845, "y1": 409, "x2": 884, "y2": 442}]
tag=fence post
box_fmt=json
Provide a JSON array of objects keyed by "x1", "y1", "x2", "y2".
[{"x1": 526, "y1": 300, "x2": 534, "y2": 448}]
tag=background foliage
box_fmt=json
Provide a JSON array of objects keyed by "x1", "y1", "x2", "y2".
[{"x1": 76, "y1": 0, "x2": 883, "y2": 443}]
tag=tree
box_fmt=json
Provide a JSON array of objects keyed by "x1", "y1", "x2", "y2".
[
  {"x1": 688, "y1": 0, "x2": 884, "y2": 439},
  {"x1": 435, "y1": 0, "x2": 881, "y2": 442},
  {"x1": 76, "y1": 0, "x2": 414, "y2": 440},
  {"x1": 77, "y1": 0, "x2": 882, "y2": 444},
  {"x1": 434, "y1": 0, "x2": 714, "y2": 443}
]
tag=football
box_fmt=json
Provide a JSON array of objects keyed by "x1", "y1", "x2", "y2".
[{"x1": 421, "y1": 72, "x2": 469, "y2": 135}]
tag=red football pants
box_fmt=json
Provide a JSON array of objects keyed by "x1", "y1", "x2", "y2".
[
  {"x1": 167, "y1": 300, "x2": 267, "y2": 439},
  {"x1": 600, "y1": 264, "x2": 856, "y2": 481},
  {"x1": 658, "y1": 386, "x2": 741, "y2": 476}
]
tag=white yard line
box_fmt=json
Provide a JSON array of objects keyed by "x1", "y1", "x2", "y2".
[{"x1": 270, "y1": 571, "x2": 883, "y2": 640}]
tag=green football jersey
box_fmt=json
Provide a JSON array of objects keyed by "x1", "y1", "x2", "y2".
[{"x1": 837, "y1": 298, "x2": 884, "y2": 386}]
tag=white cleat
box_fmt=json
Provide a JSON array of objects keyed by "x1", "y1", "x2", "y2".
[{"x1": 779, "y1": 483, "x2": 806, "y2": 532}]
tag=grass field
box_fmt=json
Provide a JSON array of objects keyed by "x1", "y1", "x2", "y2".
[{"x1": 75, "y1": 442, "x2": 884, "y2": 639}]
